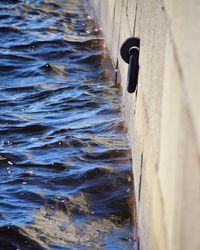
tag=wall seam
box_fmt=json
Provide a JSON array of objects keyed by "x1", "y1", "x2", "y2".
[
  {"x1": 160, "y1": 0, "x2": 200, "y2": 154},
  {"x1": 133, "y1": 0, "x2": 139, "y2": 35}
]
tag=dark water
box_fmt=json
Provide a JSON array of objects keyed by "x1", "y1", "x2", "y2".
[{"x1": 0, "y1": 0, "x2": 135, "y2": 249}]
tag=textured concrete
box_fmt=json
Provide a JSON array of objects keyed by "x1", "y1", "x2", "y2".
[{"x1": 88, "y1": 0, "x2": 200, "y2": 250}]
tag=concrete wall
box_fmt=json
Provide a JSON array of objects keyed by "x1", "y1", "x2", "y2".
[{"x1": 88, "y1": 0, "x2": 200, "y2": 250}]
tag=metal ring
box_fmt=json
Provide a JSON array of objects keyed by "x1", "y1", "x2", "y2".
[{"x1": 129, "y1": 46, "x2": 140, "y2": 54}]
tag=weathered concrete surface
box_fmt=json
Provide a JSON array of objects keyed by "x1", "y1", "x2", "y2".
[{"x1": 88, "y1": 0, "x2": 200, "y2": 250}]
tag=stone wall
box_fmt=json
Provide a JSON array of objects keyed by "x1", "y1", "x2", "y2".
[{"x1": 88, "y1": 0, "x2": 200, "y2": 250}]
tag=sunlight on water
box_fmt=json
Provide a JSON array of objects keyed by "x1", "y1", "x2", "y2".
[{"x1": 0, "y1": 0, "x2": 135, "y2": 249}]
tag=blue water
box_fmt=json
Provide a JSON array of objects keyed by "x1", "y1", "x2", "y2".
[{"x1": 0, "y1": 0, "x2": 134, "y2": 249}]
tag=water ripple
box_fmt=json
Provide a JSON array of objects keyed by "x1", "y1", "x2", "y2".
[{"x1": 0, "y1": 0, "x2": 134, "y2": 249}]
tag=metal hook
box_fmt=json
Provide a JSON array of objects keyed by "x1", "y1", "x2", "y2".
[{"x1": 120, "y1": 37, "x2": 140, "y2": 93}]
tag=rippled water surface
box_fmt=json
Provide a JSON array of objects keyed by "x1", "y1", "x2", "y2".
[{"x1": 0, "y1": 0, "x2": 134, "y2": 249}]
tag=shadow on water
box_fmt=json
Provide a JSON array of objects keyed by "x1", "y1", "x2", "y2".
[{"x1": 0, "y1": 0, "x2": 136, "y2": 249}]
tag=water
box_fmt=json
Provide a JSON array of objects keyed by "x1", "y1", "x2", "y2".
[{"x1": 0, "y1": 0, "x2": 135, "y2": 249}]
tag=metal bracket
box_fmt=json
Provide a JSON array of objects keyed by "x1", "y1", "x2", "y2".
[{"x1": 120, "y1": 37, "x2": 140, "y2": 93}]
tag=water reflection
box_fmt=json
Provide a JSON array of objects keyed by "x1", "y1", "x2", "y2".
[{"x1": 0, "y1": 0, "x2": 134, "y2": 249}]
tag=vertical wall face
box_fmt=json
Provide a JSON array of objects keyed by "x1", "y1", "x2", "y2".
[{"x1": 88, "y1": 0, "x2": 200, "y2": 250}]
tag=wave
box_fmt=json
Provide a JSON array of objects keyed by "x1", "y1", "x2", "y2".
[{"x1": 0, "y1": 0, "x2": 134, "y2": 249}]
